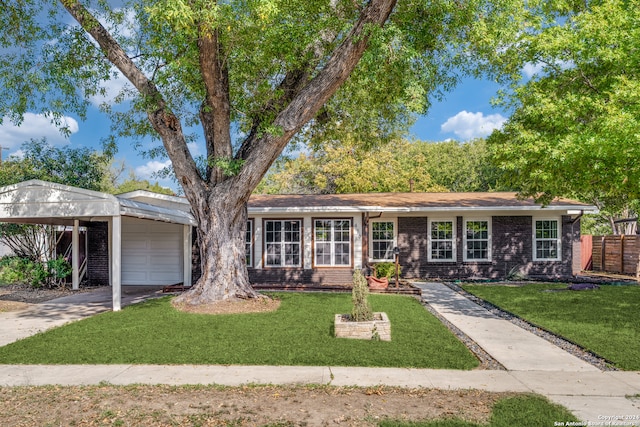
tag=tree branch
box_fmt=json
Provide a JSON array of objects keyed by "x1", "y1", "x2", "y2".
[
  {"x1": 234, "y1": 0, "x2": 398, "y2": 198},
  {"x1": 198, "y1": 24, "x2": 232, "y2": 185},
  {"x1": 59, "y1": 0, "x2": 205, "y2": 198}
]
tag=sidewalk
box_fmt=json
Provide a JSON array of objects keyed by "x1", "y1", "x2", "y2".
[
  {"x1": 0, "y1": 364, "x2": 638, "y2": 423},
  {"x1": 0, "y1": 283, "x2": 639, "y2": 424}
]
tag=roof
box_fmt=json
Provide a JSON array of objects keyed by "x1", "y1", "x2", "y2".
[
  {"x1": 248, "y1": 192, "x2": 598, "y2": 214},
  {"x1": 0, "y1": 181, "x2": 597, "y2": 224},
  {"x1": 0, "y1": 180, "x2": 195, "y2": 226}
]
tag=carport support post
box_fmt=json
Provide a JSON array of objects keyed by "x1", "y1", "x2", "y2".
[
  {"x1": 72, "y1": 219, "x2": 80, "y2": 290},
  {"x1": 110, "y1": 215, "x2": 122, "y2": 311},
  {"x1": 183, "y1": 225, "x2": 192, "y2": 287}
]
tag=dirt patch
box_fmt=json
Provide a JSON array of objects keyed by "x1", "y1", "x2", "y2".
[
  {"x1": 0, "y1": 384, "x2": 513, "y2": 426},
  {"x1": 0, "y1": 300, "x2": 31, "y2": 312},
  {"x1": 0, "y1": 283, "x2": 105, "y2": 312},
  {"x1": 172, "y1": 296, "x2": 282, "y2": 315}
]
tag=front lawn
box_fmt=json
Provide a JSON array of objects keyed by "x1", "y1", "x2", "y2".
[
  {"x1": 0, "y1": 292, "x2": 479, "y2": 369},
  {"x1": 462, "y1": 282, "x2": 640, "y2": 370}
]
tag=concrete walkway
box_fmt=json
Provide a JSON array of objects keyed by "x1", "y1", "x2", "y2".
[
  {"x1": 415, "y1": 282, "x2": 599, "y2": 372},
  {"x1": 0, "y1": 284, "x2": 639, "y2": 424}
]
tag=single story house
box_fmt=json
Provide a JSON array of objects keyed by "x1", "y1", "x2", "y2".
[{"x1": 0, "y1": 180, "x2": 597, "y2": 311}]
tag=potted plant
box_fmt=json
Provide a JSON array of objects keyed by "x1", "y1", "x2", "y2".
[{"x1": 334, "y1": 269, "x2": 391, "y2": 341}]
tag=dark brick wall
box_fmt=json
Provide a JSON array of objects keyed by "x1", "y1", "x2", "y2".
[
  {"x1": 249, "y1": 268, "x2": 353, "y2": 286},
  {"x1": 396, "y1": 215, "x2": 577, "y2": 281},
  {"x1": 86, "y1": 222, "x2": 110, "y2": 285},
  {"x1": 185, "y1": 215, "x2": 581, "y2": 287},
  {"x1": 397, "y1": 217, "x2": 427, "y2": 278}
]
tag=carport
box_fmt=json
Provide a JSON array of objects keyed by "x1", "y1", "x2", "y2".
[{"x1": 0, "y1": 180, "x2": 196, "y2": 311}]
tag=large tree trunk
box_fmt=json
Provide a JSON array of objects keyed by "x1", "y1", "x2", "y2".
[{"x1": 174, "y1": 194, "x2": 259, "y2": 306}]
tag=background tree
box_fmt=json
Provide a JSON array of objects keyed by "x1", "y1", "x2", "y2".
[
  {"x1": 0, "y1": 139, "x2": 110, "y2": 191},
  {"x1": 1, "y1": 0, "x2": 526, "y2": 305},
  {"x1": 257, "y1": 138, "x2": 507, "y2": 194},
  {"x1": 487, "y1": 0, "x2": 640, "y2": 233}
]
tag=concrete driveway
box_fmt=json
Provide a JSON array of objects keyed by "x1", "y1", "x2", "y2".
[{"x1": 0, "y1": 286, "x2": 164, "y2": 347}]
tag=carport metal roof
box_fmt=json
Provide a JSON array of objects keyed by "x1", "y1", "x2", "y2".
[{"x1": 0, "y1": 180, "x2": 195, "y2": 226}]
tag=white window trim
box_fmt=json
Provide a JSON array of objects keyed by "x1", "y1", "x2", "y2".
[
  {"x1": 533, "y1": 218, "x2": 562, "y2": 261},
  {"x1": 427, "y1": 218, "x2": 457, "y2": 262},
  {"x1": 264, "y1": 219, "x2": 302, "y2": 267},
  {"x1": 313, "y1": 218, "x2": 352, "y2": 267},
  {"x1": 245, "y1": 219, "x2": 253, "y2": 268},
  {"x1": 368, "y1": 218, "x2": 397, "y2": 263},
  {"x1": 463, "y1": 218, "x2": 492, "y2": 262}
]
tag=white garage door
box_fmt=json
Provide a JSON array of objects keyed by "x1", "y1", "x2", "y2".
[{"x1": 122, "y1": 217, "x2": 184, "y2": 285}]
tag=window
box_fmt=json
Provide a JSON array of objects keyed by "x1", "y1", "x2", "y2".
[
  {"x1": 245, "y1": 220, "x2": 253, "y2": 267},
  {"x1": 314, "y1": 219, "x2": 351, "y2": 266},
  {"x1": 429, "y1": 220, "x2": 455, "y2": 261},
  {"x1": 370, "y1": 220, "x2": 395, "y2": 261},
  {"x1": 464, "y1": 220, "x2": 490, "y2": 261},
  {"x1": 264, "y1": 220, "x2": 301, "y2": 267},
  {"x1": 534, "y1": 219, "x2": 561, "y2": 260}
]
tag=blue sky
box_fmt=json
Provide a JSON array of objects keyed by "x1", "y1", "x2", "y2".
[{"x1": 0, "y1": 76, "x2": 509, "y2": 189}]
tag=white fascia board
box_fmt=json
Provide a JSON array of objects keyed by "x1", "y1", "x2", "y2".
[
  {"x1": 117, "y1": 190, "x2": 189, "y2": 205},
  {"x1": 118, "y1": 198, "x2": 196, "y2": 226},
  {"x1": 249, "y1": 205, "x2": 598, "y2": 215},
  {"x1": 116, "y1": 190, "x2": 191, "y2": 212}
]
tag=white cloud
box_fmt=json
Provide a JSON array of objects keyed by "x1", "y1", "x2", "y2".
[
  {"x1": 88, "y1": 71, "x2": 133, "y2": 107},
  {"x1": 523, "y1": 62, "x2": 544, "y2": 78},
  {"x1": 135, "y1": 159, "x2": 172, "y2": 179},
  {"x1": 0, "y1": 113, "x2": 79, "y2": 149},
  {"x1": 440, "y1": 111, "x2": 506, "y2": 140}
]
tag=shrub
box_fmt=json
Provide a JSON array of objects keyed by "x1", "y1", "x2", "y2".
[
  {"x1": 0, "y1": 255, "x2": 72, "y2": 288},
  {"x1": 47, "y1": 257, "x2": 72, "y2": 287},
  {"x1": 0, "y1": 256, "x2": 34, "y2": 285},
  {"x1": 351, "y1": 269, "x2": 373, "y2": 321},
  {"x1": 375, "y1": 262, "x2": 401, "y2": 280}
]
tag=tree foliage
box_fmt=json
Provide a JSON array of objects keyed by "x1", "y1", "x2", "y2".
[
  {"x1": 0, "y1": 139, "x2": 110, "y2": 191},
  {"x1": 257, "y1": 138, "x2": 507, "y2": 194},
  {"x1": 488, "y1": 0, "x2": 640, "y2": 212}
]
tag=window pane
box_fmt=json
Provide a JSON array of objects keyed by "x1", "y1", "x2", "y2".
[
  {"x1": 465, "y1": 221, "x2": 489, "y2": 260},
  {"x1": 432, "y1": 222, "x2": 453, "y2": 239},
  {"x1": 432, "y1": 241, "x2": 453, "y2": 260},
  {"x1": 371, "y1": 221, "x2": 394, "y2": 261},
  {"x1": 265, "y1": 220, "x2": 301, "y2": 266},
  {"x1": 314, "y1": 219, "x2": 351, "y2": 266},
  {"x1": 246, "y1": 221, "x2": 252, "y2": 266},
  {"x1": 535, "y1": 220, "x2": 559, "y2": 259},
  {"x1": 430, "y1": 221, "x2": 454, "y2": 260}
]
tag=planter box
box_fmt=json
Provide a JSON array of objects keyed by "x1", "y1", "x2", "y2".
[{"x1": 334, "y1": 312, "x2": 391, "y2": 341}]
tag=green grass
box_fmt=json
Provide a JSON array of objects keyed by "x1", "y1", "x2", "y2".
[
  {"x1": 462, "y1": 282, "x2": 640, "y2": 370},
  {"x1": 0, "y1": 292, "x2": 479, "y2": 368},
  {"x1": 380, "y1": 394, "x2": 579, "y2": 427}
]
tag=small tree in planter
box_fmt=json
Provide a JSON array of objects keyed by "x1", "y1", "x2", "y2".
[
  {"x1": 351, "y1": 269, "x2": 373, "y2": 322},
  {"x1": 334, "y1": 269, "x2": 391, "y2": 341}
]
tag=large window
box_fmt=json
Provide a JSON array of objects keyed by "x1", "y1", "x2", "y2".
[
  {"x1": 264, "y1": 220, "x2": 301, "y2": 267},
  {"x1": 314, "y1": 219, "x2": 351, "y2": 266},
  {"x1": 370, "y1": 220, "x2": 395, "y2": 261},
  {"x1": 464, "y1": 220, "x2": 490, "y2": 261},
  {"x1": 534, "y1": 219, "x2": 561, "y2": 260},
  {"x1": 429, "y1": 219, "x2": 455, "y2": 261},
  {"x1": 245, "y1": 220, "x2": 253, "y2": 267}
]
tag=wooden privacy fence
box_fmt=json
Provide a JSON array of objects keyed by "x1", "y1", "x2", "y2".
[{"x1": 585, "y1": 235, "x2": 640, "y2": 277}]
